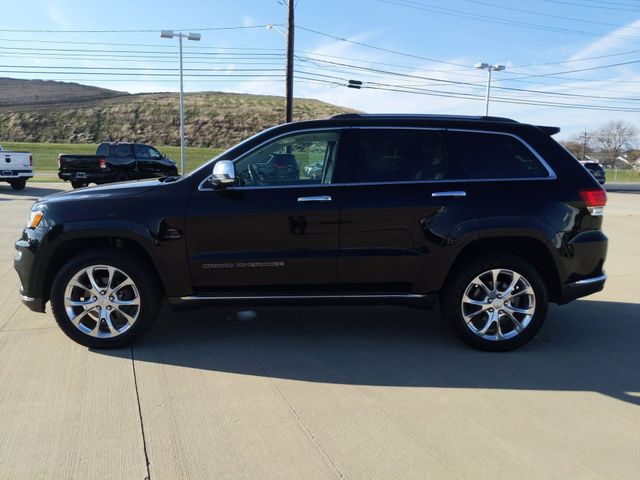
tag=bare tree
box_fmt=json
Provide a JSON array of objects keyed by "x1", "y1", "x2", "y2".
[{"x1": 593, "y1": 120, "x2": 638, "y2": 166}]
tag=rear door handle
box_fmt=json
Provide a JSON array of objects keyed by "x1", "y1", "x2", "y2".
[
  {"x1": 431, "y1": 191, "x2": 467, "y2": 198},
  {"x1": 298, "y1": 195, "x2": 332, "y2": 203}
]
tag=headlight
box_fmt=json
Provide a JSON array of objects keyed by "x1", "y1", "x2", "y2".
[{"x1": 27, "y1": 210, "x2": 44, "y2": 229}]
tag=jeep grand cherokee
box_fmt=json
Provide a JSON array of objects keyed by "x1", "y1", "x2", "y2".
[{"x1": 14, "y1": 114, "x2": 608, "y2": 351}]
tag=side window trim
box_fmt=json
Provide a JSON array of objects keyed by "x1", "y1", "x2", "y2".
[
  {"x1": 446, "y1": 128, "x2": 557, "y2": 181},
  {"x1": 198, "y1": 127, "x2": 349, "y2": 191}
]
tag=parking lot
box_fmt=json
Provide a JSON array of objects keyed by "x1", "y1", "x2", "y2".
[{"x1": 0, "y1": 183, "x2": 638, "y2": 480}]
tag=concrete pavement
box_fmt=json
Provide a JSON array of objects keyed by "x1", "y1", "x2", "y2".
[{"x1": 0, "y1": 182, "x2": 639, "y2": 479}]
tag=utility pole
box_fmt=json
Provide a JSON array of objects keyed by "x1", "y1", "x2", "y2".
[
  {"x1": 581, "y1": 127, "x2": 589, "y2": 160},
  {"x1": 285, "y1": 0, "x2": 295, "y2": 123}
]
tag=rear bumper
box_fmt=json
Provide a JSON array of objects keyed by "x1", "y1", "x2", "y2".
[
  {"x1": 58, "y1": 171, "x2": 118, "y2": 183},
  {"x1": 0, "y1": 170, "x2": 33, "y2": 180},
  {"x1": 558, "y1": 273, "x2": 606, "y2": 304}
]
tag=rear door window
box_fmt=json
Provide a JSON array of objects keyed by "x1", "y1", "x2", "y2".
[
  {"x1": 449, "y1": 131, "x2": 550, "y2": 179},
  {"x1": 133, "y1": 145, "x2": 151, "y2": 158},
  {"x1": 110, "y1": 144, "x2": 133, "y2": 158},
  {"x1": 349, "y1": 129, "x2": 449, "y2": 183}
]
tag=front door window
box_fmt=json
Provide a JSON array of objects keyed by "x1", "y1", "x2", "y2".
[{"x1": 234, "y1": 131, "x2": 340, "y2": 187}]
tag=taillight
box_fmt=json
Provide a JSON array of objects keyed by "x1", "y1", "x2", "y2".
[
  {"x1": 58, "y1": 154, "x2": 63, "y2": 168},
  {"x1": 579, "y1": 188, "x2": 607, "y2": 216},
  {"x1": 29, "y1": 155, "x2": 33, "y2": 167},
  {"x1": 99, "y1": 157, "x2": 107, "y2": 169}
]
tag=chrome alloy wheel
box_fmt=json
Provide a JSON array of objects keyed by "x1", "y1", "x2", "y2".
[
  {"x1": 461, "y1": 269, "x2": 536, "y2": 342},
  {"x1": 63, "y1": 265, "x2": 140, "y2": 338}
]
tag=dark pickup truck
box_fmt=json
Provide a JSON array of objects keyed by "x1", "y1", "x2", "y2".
[{"x1": 58, "y1": 142, "x2": 178, "y2": 188}]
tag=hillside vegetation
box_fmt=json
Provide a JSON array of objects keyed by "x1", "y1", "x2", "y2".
[{"x1": 0, "y1": 78, "x2": 355, "y2": 148}]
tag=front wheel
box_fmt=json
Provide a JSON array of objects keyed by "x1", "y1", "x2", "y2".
[
  {"x1": 442, "y1": 253, "x2": 548, "y2": 351},
  {"x1": 50, "y1": 249, "x2": 161, "y2": 348}
]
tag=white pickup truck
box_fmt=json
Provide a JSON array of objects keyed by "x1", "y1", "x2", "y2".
[{"x1": 0, "y1": 144, "x2": 33, "y2": 190}]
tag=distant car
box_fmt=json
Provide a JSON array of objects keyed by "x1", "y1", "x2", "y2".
[
  {"x1": 580, "y1": 161, "x2": 606, "y2": 184},
  {"x1": 0, "y1": 144, "x2": 33, "y2": 190},
  {"x1": 58, "y1": 142, "x2": 178, "y2": 188}
]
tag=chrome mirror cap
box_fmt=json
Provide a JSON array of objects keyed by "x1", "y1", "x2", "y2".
[{"x1": 209, "y1": 160, "x2": 235, "y2": 188}]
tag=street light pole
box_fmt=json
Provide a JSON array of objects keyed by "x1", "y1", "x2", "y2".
[
  {"x1": 160, "y1": 30, "x2": 201, "y2": 176},
  {"x1": 474, "y1": 63, "x2": 505, "y2": 116}
]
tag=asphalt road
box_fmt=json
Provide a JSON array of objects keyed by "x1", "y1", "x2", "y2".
[{"x1": 0, "y1": 182, "x2": 638, "y2": 480}]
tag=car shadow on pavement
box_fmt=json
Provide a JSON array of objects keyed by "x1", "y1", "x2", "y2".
[
  {"x1": 99, "y1": 299, "x2": 640, "y2": 406},
  {"x1": 0, "y1": 185, "x2": 65, "y2": 200}
]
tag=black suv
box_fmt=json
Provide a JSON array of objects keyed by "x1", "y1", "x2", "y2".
[
  {"x1": 14, "y1": 115, "x2": 608, "y2": 351},
  {"x1": 580, "y1": 161, "x2": 606, "y2": 185}
]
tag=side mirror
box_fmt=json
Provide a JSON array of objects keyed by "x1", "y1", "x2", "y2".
[
  {"x1": 161, "y1": 153, "x2": 167, "y2": 158},
  {"x1": 208, "y1": 160, "x2": 235, "y2": 189}
]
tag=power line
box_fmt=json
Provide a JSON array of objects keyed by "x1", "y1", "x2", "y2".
[
  {"x1": 0, "y1": 36, "x2": 284, "y2": 51},
  {"x1": 0, "y1": 24, "x2": 281, "y2": 33},
  {"x1": 296, "y1": 25, "x2": 473, "y2": 68},
  {"x1": 507, "y1": 58, "x2": 640, "y2": 79},
  {"x1": 512, "y1": 48, "x2": 640, "y2": 68},
  {"x1": 459, "y1": 0, "x2": 640, "y2": 31},
  {"x1": 533, "y1": 0, "x2": 640, "y2": 13},
  {"x1": 374, "y1": 0, "x2": 640, "y2": 40}
]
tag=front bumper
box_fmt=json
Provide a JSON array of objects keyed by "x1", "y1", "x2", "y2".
[
  {"x1": 18, "y1": 293, "x2": 45, "y2": 313},
  {"x1": 14, "y1": 234, "x2": 46, "y2": 313},
  {"x1": 558, "y1": 273, "x2": 606, "y2": 304}
]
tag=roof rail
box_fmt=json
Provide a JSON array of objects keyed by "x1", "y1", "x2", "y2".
[{"x1": 330, "y1": 113, "x2": 518, "y2": 123}]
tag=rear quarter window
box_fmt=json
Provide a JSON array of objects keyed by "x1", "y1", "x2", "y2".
[{"x1": 449, "y1": 131, "x2": 550, "y2": 179}]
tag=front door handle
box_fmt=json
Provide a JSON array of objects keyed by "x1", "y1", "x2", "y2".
[
  {"x1": 431, "y1": 191, "x2": 467, "y2": 198},
  {"x1": 298, "y1": 195, "x2": 332, "y2": 203}
]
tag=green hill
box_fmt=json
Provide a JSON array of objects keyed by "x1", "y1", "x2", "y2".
[{"x1": 0, "y1": 78, "x2": 355, "y2": 148}]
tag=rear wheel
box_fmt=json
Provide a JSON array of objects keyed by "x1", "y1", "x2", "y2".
[
  {"x1": 50, "y1": 249, "x2": 161, "y2": 348},
  {"x1": 442, "y1": 252, "x2": 548, "y2": 351},
  {"x1": 71, "y1": 181, "x2": 88, "y2": 189},
  {"x1": 9, "y1": 179, "x2": 26, "y2": 190}
]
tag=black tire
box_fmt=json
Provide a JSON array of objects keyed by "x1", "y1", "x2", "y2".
[
  {"x1": 71, "y1": 181, "x2": 88, "y2": 189},
  {"x1": 442, "y1": 252, "x2": 548, "y2": 351},
  {"x1": 50, "y1": 249, "x2": 161, "y2": 348},
  {"x1": 9, "y1": 179, "x2": 27, "y2": 190}
]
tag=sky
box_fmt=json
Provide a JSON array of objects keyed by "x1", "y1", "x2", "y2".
[{"x1": 1, "y1": 0, "x2": 640, "y2": 141}]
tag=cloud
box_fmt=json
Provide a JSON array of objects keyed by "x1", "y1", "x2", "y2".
[
  {"x1": 568, "y1": 18, "x2": 640, "y2": 63},
  {"x1": 47, "y1": 0, "x2": 70, "y2": 28}
]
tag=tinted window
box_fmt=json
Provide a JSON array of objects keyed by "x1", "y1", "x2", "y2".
[
  {"x1": 133, "y1": 145, "x2": 151, "y2": 158},
  {"x1": 235, "y1": 131, "x2": 340, "y2": 187},
  {"x1": 109, "y1": 144, "x2": 133, "y2": 158},
  {"x1": 96, "y1": 144, "x2": 109, "y2": 155},
  {"x1": 351, "y1": 129, "x2": 447, "y2": 183},
  {"x1": 450, "y1": 131, "x2": 549, "y2": 179}
]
